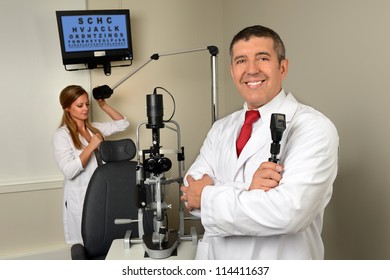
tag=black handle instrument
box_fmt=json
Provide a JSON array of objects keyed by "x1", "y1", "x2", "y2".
[{"x1": 269, "y1": 113, "x2": 286, "y2": 163}]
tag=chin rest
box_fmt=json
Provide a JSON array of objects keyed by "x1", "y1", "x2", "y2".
[{"x1": 71, "y1": 138, "x2": 153, "y2": 260}]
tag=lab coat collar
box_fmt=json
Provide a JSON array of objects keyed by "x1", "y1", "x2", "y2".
[{"x1": 236, "y1": 89, "x2": 299, "y2": 168}]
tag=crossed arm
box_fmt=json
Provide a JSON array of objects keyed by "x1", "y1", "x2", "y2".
[{"x1": 180, "y1": 161, "x2": 283, "y2": 210}]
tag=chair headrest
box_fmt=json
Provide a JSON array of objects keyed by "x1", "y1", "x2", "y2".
[{"x1": 100, "y1": 139, "x2": 136, "y2": 162}]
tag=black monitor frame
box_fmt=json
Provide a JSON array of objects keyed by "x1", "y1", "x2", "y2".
[{"x1": 56, "y1": 9, "x2": 133, "y2": 75}]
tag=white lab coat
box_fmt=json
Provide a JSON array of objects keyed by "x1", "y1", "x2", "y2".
[
  {"x1": 186, "y1": 90, "x2": 339, "y2": 259},
  {"x1": 52, "y1": 118, "x2": 129, "y2": 244}
]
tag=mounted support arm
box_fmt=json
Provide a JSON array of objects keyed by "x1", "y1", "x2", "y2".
[{"x1": 92, "y1": 45, "x2": 219, "y2": 123}]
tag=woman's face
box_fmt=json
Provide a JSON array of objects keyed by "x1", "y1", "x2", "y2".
[{"x1": 67, "y1": 93, "x2": 89, "y2": 123}]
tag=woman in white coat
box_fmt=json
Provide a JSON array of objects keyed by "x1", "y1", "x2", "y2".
[
  {"x1": 180, "y1": 25, "x2": 339, "y2": 259},
  {"x1": 52, "y1": 85, "x2": 129, "y2": 245}
]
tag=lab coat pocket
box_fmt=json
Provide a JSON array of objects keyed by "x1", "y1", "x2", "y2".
[{"x1": 195, "y1": 239, "x2": 209, "y2": 260}]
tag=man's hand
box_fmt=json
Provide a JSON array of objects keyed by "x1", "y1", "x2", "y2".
[
  {"x1": 180, "y1": 174, "x2": 213, "y2": 210},
  {"x1": 249, "y1": 162, "x2": 284, "y2": 191}
]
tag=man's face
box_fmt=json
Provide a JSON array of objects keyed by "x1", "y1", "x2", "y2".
[{"x1": 230, "y1": 36, "x2": 288, "y2": 109}]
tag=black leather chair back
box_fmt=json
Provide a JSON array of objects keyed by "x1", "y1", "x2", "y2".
[{"x1": 72, "y1": 139, "x2": 153, "y2": 260}]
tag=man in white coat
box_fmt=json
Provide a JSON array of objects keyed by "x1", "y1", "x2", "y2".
[{"x1": 180, "y1": 25, "x2": 339, "y2": 259}]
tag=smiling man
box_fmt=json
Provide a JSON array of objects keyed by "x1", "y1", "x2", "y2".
[
  {"x1": 230, "y1": 34, "x2": 288, "y2": 109},
  {"x1": 180, "y1": 25, "x2": 339, "y2": 260}
]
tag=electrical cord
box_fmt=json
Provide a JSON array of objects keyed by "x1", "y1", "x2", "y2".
[{"x1": 153, "y1": 86, "x2": 176, "y2": 122}]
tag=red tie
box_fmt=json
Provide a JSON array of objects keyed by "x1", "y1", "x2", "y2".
[{"x1": 236, "y1": 110, "x2": 260, "y2": 156}]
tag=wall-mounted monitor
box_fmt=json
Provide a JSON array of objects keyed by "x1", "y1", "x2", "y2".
[{"x1": 56, "y1": 9, "x2": 133, "y2": 75}]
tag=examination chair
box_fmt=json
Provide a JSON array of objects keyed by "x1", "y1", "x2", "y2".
[{"x1": 71, "y1": 138, "x2": 153, "y2": 260}]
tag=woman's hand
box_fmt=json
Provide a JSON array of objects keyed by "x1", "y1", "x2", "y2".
[
  {"x1": 96, "y1": 99, "x2": 107, "y2": 109},
  {"x1": 89, "y1": 133, "x2": 103, "y2": 150}
]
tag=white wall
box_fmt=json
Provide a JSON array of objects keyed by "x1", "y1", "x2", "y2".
[
  {"x1": 222, "y1": 0, "x2": 390, "y2": 259},
  {"x1": 0, "y1": 0, "x2": 224, "y2": 259},
  {"x1": 2, "y1": 0, "x2": 390, "y2": 260},
  {"x1": 0, "y1": 0, "x2": 89, "y2": 187},
  {"x1": 0, "y1": 0, "x2": 87, "y2": 259}
]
